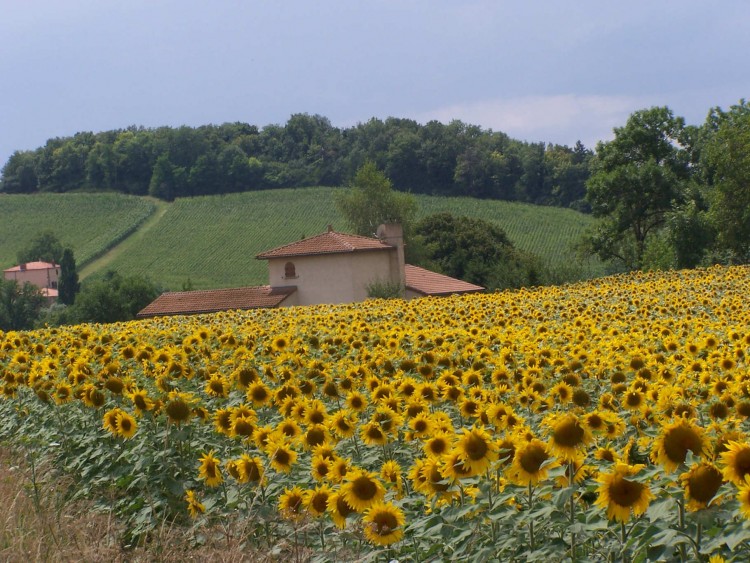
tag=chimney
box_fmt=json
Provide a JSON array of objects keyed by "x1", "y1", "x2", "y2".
[
  {"x1": 327, "y1": 224, "x2": 334, "y2": 233},
  {"x1": 19, "y1": 263, "x2": 26, "y2": 271},
  {"x1": 376, "y1": 223, "x2": 405, "y2": 289}
]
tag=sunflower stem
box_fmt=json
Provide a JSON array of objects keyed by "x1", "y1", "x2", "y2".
[
  {"x1": 528, "y1": 482, "x2": 535, "y2": 551},
  {"x1": 568, "y1": 461, "x2": 577, "y2": 562},
  {"x1": 620, "y1": 521, "x2": 628, "y2": 563},
  {"x1": 677, "y1": 498, "x2": 687, "y2": 562}
]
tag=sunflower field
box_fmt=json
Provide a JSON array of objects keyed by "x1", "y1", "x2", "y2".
[{"x1": 2, "y1": 266, "x2": 750, "y2": 561}]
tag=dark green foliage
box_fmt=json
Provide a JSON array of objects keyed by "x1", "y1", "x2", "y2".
[
  {"x1": 0, "y1": 279, "x2": 45, "y2": 331},
  {"x1": 414, "y1": 212, "x2": 542, "y2": 290},
  {"x1": 57, "y1": 248, "x2": 79, "y2": 305},
  {"x1": 1, "y1": 115, "x2": 590, "y2": 208},
  {"x1": 702, "y1": 100, "x2": 750, "y2": 262},
  {"x1": 17, "y1": 231, "x2": 65, "y2": 265},
  {"x1": 585, "y1": 107, "x2": 690, "y2": 270},
  {"x1": 335, "y1": 162, "x2": 417, "y2": 237},
  {"x1": 58, "y1": 271, "x2": 159, "y2": 324}
]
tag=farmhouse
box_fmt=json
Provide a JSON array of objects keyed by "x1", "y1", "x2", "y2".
[
  {"x1": 3, "y1": 261, "x2": 60, "y2": 302},
  {"x1": 137, "y1": 224, "x2": 483, "y2": 318}
]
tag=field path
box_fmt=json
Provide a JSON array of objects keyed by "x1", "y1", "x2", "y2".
[{"x1": 79, "y1": 199, "x2": 170, "y2": 280}]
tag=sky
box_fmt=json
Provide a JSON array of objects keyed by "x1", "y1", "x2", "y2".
[{"x1": 1, "y1": 0, "x2": 749, "y2": 169}]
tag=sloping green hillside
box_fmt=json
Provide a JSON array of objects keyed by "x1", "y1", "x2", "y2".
[
  {"x1": 102, "y1": 188, "x2": 602, "y2": 289},
  {"x1": 0, "y1": 193, "x2": 155, "y2": 269},
  {"x1": 1, "y1": 188, "x2": 603, "y2": 290}
]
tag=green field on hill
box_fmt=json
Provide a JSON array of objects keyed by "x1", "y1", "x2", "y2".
[
  {"x1": 0, "y1": 193, "x2": 155, "y2": 269},
  {"x1": 1, "y1": 188, "x2": 604, "y2": 289}
]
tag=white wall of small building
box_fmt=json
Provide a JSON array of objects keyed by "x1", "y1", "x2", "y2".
[{"x1": 268, "y1": 250, "x2": 399, "y2": 306}]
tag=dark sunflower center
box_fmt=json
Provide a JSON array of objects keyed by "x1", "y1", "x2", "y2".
[
  {"x1": 688, "y1": 466, "x2": 723, "y2": 503},
  {"x1": 609, "y1": 476, "x2": 645, "y2": 507},
  {"x1": 352, "y1": 477, "x2": 378, "y2": 500},
  {"x1": 465, "y1": 434, "x2": 488, "y2": 460},
  {"x1": 373, "y1": 512, "x2": 398, "y2": 534},
  {"x1": 274, "y1": 449, "x2": 291, "y2": 465},
  {"x1": 306, "y1": 428, "x2": 325, "y2": 446},
  {"x1": 311, "y1": 493, "x2": 328, "y2": 513},
  {"x1": 519, "y1": 445, "x2": 548, "y2": 473},
  {"x1": 166, "y1": 399, "x2": 190, "y2": 422},
  {"x1": 663, "y1": 426, "x2": 702, "y2": 463},
  {"x1": 554, "y1": 420, "x2": 585, "y2": 448},
  {"x1": 234, "y1": 419, "x2": 254, "y2": 436},
  {"x1": 733, "y1": 449, "x2": 750, "y2": 478}
]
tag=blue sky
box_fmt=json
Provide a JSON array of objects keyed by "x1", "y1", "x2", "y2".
[{"x1": 1, "y1": 0, "x2": 748, "y2": 169}]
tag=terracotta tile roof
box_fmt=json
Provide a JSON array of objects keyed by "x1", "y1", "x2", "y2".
[
  {"x1": 256, "y1": 229, "x2": 393, "y2": 259},
  {"x1": 4, "y1": 261, "x2": 59, "y2": 272},
  {"x1": 136, "y1": 285, "x2": 297, "y2": 318},
  {"x1": 41, "y1": 288, "x2": 59, "y2": 298},
  {"x1": 405, "y1": 264, "x2": 484, "y2": 296}
]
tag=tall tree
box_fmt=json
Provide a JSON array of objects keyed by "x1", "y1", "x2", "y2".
[
  {"x1": 58, "y1": 248, "x2": 80, "y2": 305},
  {"x1": 585, "y1": 107, "x2": 689, "y2": 270},
  {"x1": 17, "y1": 231, "x2": 64, "y2": 264},
  {"x1": 0, "y1": 279, "x2": 45, "y2": 331},
  {"x1": 702, "y1": 100, "x2": 750, "y2": 261},
  {"x1": 334, "y1": 161, "x2": 417, "y2": 237}
]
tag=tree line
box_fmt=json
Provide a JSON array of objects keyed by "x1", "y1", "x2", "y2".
[
  {"x1": 0, "y1": 115, "x2": 592, "y2": 209},
  {"x1": 584, "y1": 100, "x2": 750, "y2": 270}
]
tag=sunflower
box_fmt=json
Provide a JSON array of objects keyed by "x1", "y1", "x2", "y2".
[
  {"x1": 360, "y1": 421, "x2": 389, "y2": 446},
  {"x1": 252, "y1": 425, "x2": 274, "y2": 449},
  {"x1": 265, "y1": 439, "x2": 298, "y2": 473},
  {"x1": 231, "y1": 416, "x2": 256, "y2": 440},
  {"x1": 441, "y1": 450, "x2": 474, "y2": 481},
  {"x1": 544, "y1": 413, "x2": 593, "y2": 461},
  {"x1": 680, "y1": 462, "x2": 724, "y2": 511},
  {"x1": 301, "y1": 424, "x2": 330, "y2": 450},
  {"x1": 128, "y1": 388, "x2": 153, "y2": 413},
  {"x1": 304, "y1": 484, "x2": 333, "y2": 517},
  {"x1": 102, "y1": 407, "x2": 123, "y2": 435},
  {"x1": 362, "y1": 502, "x2": 406, "y2": 546},
  {"x1": 115, "y1": 410, "x2": 137, "y2": 439},
  {"x1": 185, "y1": 490, "x2": 205, "y2": 518},
  {"x1": 652, "y1": 418, "x2": 706, "y2": 472},
  {"x1": 736, "y1": 476, "x2": 750, "y2": 519},
  {"x1": 164, "y1": 391, "x2": 194, "y2": 425},
  {"x1": 346, "y1": 390, "x2": 368, "y2": 412},
  {"x1": 509, "y1": 438, "x2": 556, "y2": 486},
  {"x1": 329, "y1": 457, "x2": 350, "y2": 483},
  {"x1": 454, "y1": 426, "x2": 499, "y2": 475},
  {"x1": 198, "y1": 451, "x2": 223, "y2": 487},
  {"x1": 214, "y1": 408, "x2": 233, "y2": 436},
  {"x1": 329, "y1": 410, "x2": 358, "y2": 439},
  {"x1": 408, "y1": 412, "x2": 434, "y2": 438},
  {"x1": 311, "y1": 455, "x2": 332, "y2": 481},
  {"x1": 380, "y1": 460, "x2": 403, "y2": 494},
  {"x1": 423, "y1": 432, "x2": 453, "y2": 459},
  {"x1": 720, "y1": 441, "x2": 750, "y2": 486},
  {"x1": 234, "y1": 454, "x2": 264, "y2": 484},
  {"x1": 279, "y1": 486, "x2": 306, "y2": 521},
  {"x1": 594, "y1": 463, "x2": 653, "y2": 523},
  {"x1": 419, "y1": 456, "x2": 452, "y2": 497},
  {"x1": 341, "y1": 468, "x2": 386, "y2": 512},
  {"x1": 327, "y1": 491, "x2": 356, "y2": 529},
  {"x1": 246, "y1": 381, "x2": 271, "y2": 407}
]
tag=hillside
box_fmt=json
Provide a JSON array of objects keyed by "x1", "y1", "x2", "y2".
[
  {"x1": 1, "y1": 188, "x2": 604, "y2": 289},
  {"x1": 0, "y1": 193, "x2": 155, "y2": 269}
]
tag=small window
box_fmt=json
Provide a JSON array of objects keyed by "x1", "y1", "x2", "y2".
[
  {"x1": 50, "y1": 281, "x2": 58, "y2": 289},
  {"x1": 284, "y1": 262, "x2": 297, "y2": 279}
]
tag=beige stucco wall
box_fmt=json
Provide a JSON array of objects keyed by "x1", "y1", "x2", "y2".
[
  {"x1": 268, "y1": 250, "x2": 399, "y2": 306},
  {"x1": 4, "y1": 266, "x2": 59, "y2": 289}
]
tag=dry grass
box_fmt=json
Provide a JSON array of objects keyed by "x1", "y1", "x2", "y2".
[{"x1": 0, "y1": 448, "x2": 314, "y2": 563}]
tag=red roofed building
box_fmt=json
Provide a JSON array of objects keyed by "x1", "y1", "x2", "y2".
[
  {"x1": 137, "y1": 224, "x2": 483, "y2": 318},
  {"x1": 3, "y1": 261, "x2": 60, "y2": 303}
]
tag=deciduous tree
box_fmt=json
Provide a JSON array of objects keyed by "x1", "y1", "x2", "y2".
[{"x1": 585, "y1": 107, "x2": 689, "y2": 270}]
